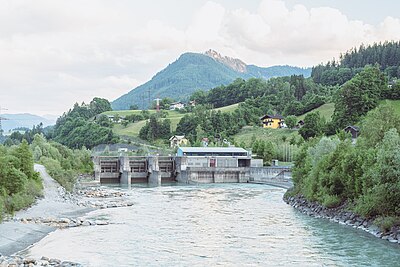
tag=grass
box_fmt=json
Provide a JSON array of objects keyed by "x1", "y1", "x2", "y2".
[
  {"x1": 297, "y1": 103, "x2": 335, "y2": 122},
  {"x1": 215, "y1": 103, "x2": 240, "y2": 113},
  {"x1": 296, "y1": 100, "x2": 400, "y2": 123},
  {"x1": 233, "y1": 126, "x2": 300, "y2": 146},
  {"x1": 381, "y1": 99, "x2": 400, "y2": 114},
  {"x1": 109, "y1": 103, "x2": 240, "y2": 138}
]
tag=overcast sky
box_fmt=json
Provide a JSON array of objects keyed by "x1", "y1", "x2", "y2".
[{"x1": 1, "y1": 0, "x2": 400, "y2": 116}]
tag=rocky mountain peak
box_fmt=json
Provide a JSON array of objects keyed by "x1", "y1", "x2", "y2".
[{"x1": 204, "y1": 49, "x2": 247, "y2": 73}]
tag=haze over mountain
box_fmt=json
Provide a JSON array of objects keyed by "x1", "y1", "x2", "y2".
[
  {"x1": 0, "y1": 113, "x2": 56, "y2": 133},
  {"x1": 112, "y1": 50, "x2": 311, "y2": 110}
]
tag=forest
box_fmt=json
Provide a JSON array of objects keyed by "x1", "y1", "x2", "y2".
[
  {"x1": 50, "y1": 97, "x2": 119, "y2": 149},
  {"x1": 312, "y1": 41, "x2": 400, "y2": 86}
]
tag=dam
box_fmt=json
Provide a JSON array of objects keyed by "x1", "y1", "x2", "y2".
[{"x1": 93, "y1": 147, "x2": 291, "y2": 186}]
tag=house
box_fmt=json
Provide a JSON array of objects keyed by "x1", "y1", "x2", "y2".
[
  {"x1": 344, "y1": 125, "x2": 360, "y2": 139},
  {"x1": 94, "y1": 114, "x2": 125, "y2": 123},
  {"x1": 201, "y1": 137, "x2": 209, "y2": 147},
  {"x1": 260, "y1": 114, "x2": 285, "y2": 129},
  {"x1": 169, "y1": 101, "x2": 185, "y2": 110},
  {"x1": 169, "y1": 135, "x2": 189, "y2": 148},
  {"x1": 176, "y1": 147, "x2": 251, "y2": 168}
]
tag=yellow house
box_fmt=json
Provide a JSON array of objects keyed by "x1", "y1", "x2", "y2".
[
  {"x1": 169, "y1": 135, "x2": 189, "y2": 148},
  {"x1": 260, "y1": 114, "x2": 285, "y2": 129}
]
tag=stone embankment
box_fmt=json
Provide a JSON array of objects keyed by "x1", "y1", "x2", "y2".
[
  {"x1": 284, "y1": 195, "x2": 400, "y2": 245},
  {"x1": 13, "y1": 216, "x2": 110, "y2": 228},
  {"x1": 0, "y1": 255, "x2": 81, "y2": 267}
]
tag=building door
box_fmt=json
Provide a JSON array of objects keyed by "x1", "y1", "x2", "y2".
[{"x1": 210, "y1": 158, "x2": 216, "y2": 167}]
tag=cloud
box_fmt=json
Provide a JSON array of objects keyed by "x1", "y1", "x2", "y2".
[{"x1": 0, "y1": 0, "x2": 399, "y2": 115}]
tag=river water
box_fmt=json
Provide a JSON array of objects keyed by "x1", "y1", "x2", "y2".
[{"x1": 23, "y1": 184, "x2": 399, "y2": 266}]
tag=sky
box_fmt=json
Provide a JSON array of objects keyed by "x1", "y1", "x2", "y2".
[{"x1": 1, "y1": 0, "x2": 400, "y2": 116}]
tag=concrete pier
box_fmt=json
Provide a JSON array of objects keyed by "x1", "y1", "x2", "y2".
[{"x1": 148, "y1": 156, "x2": 161, "y2": 186}]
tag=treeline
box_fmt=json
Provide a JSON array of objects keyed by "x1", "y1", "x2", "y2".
[
  {"x1": 139, "y1": 115, "x2": 171, "y2": 142},
  {"x1": 190, "y1": 76, "x2": 334, "y2": 117},
  {"x1": 50, "y1": 98, "x2": 119, "y2": 149},
  {"x1": 330, "y1": 65, "x2": 400, "y2": 131},
  {"x1": 312, "y1": 41, "x2": 400, "y2": 86},
  {"x1": 31, "y1": 134, "x2": 93, "y2": 191},
  {"x1": 0, "y1": 141, "x2": 42, "y2": 220},
  {"x1": 292, "y1": 66, "x2": 400, "y2": 140},
  {"x1": 291, "y1": 104, "x2": 400, "y2": 228},
  {"x1": 175, "y1": 105, "x2": 247, "y2": 145}
]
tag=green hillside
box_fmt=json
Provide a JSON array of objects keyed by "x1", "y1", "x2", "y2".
[
  {"x1": 108, "y1": 103, "x2": 240, "y2": 138},
  {"x1": 111, "y1": 51, "x2": 311, "y2": 110},
  {"x1": 296, "y1": 100, "x2": 400, "y2": 123},
  {"x1": 233, "y1": 126, "x2": 299, "y2": 146},
  {"x1": 112, "y1": 53, "x2": 248, "y2": 110},
  {"x1": 381, "y1": 99, "x2": 400, "y2": 114},
  {"x1": 297, "y1": 103, "x2": 335, "y2": 122}
]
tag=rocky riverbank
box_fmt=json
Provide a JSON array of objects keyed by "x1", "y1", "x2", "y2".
[
  {"x1": 0, "y1": 164, "x2": 137, "y2": 265},
  {"x1": 0, "y1": 255, "x2": 82, "y2": 267},
  {"x1": 284, "y1": 195, "x2": 400, "y2": 245}
]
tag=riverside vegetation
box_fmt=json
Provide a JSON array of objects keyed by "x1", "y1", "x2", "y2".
[
  {"x1": 0, "y1": 141, "x2": 42, "y2": 220},
  {"x1": 0, "y1": 134, "x2": 93, "y2": 220},
  {"x1": 286, "y1": 65, "x2": 400, "y2": 232}
]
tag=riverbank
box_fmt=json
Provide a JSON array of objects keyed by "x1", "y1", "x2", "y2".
[
  {"x1": 284, "y1": 194, "x2": 400, "y2": 245},
  {"x1": 0, "y1": 164, "x2": 134, "y2": 265}
]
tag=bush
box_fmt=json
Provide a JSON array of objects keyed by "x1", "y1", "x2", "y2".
[
  {"x1": 374, "y1": 216, "x2": 400, "y2": 233},
  {"x1": 322, "y1": 194, "x2": 342, "y2": 208},
  {"x1": 32, "y1": 135, "x2": 93, "y2": 191}
]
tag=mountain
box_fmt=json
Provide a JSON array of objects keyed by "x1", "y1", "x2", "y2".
[
  {"x1": 0, "y1": 113, "x2": 56, "y2": 133},
  {"x1": 112, "y1": 50, "x2": 311, "y2": 110}
]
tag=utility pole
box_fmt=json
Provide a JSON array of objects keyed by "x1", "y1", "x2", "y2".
[{"x1": 154, "y1": 98, "x2": 161, "y2": 112}]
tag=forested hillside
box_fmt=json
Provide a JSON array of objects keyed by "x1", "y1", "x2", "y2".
[
  {"x1": 112, "y1": 51, "x2": 311, "y2": 110},
  {"x1": 190, "y1": 76, "x2": 334, "y2": 116},
  {"x1": 312, "y1": 41, "x2": 400, "y2": 85},
  {"x1": 289, "y1": 63, "x2": 400, "y2": 230},
  {"x1": 51, "y1": 98, "x2": 119, "y2": 149}
]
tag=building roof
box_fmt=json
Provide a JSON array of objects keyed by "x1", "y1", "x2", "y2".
[
  {"x1": 169, "y1": 135, "x2": 186, "y2": 141},
  {"x1": 260, "y1": 114, "x2": 284, "y2": 120},
  {"x1": 344, "y1": 125, "x2": 360, "y2": 132},
  {"x1": 178, "y1": 147, "x2": 248, "y2": 153}
]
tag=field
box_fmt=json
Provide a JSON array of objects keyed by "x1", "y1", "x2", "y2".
[
  {"x1": 108, "y1": 103, "x2": 240, "y2": 138},
  {"x1": 109, "y1": 100, "x2": 400, "y2": 140},
  {"x1": 381, "y1": 99, "x2": 400, "y2": 114},
  {"x1": 297, "y1": 103, "x2": 335, "y2": 122},
  {"x1": 233, "y1": 126, "x2": 299, "y2": 146}
]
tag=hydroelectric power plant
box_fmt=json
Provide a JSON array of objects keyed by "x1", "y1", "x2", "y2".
[{"x1": 93, "y1": 147, "x2": 292, "y2": 187}]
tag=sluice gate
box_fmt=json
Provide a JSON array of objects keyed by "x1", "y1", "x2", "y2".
[
  {"x1": 94, "y1": 156, "x2": 176, "y2": 186},
  {"x1": 93, "y1": 148, "x2": 290, "y2": 186}
]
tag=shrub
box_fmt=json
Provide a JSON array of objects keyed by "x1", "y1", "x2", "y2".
[
  {"x1": 322, "y1": 194, "x2": 342, "y2": 208},
  {"x1": 374, "y1": 216, "x2": 400, "y2": 233}
]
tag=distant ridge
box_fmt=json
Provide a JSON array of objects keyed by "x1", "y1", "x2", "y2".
[
  {"x1": 112, "y1": 50, "x2": 311, "y2": 110},
  {"x1": 1, "y1": 113, "x2": 56, "y2": 132}
]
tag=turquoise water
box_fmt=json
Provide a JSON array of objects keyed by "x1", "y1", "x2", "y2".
[{"x1": 25, "y1": 184, "x2": 399, "y2": 266}]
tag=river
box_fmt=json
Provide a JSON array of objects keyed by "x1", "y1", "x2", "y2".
[{"x1": 22, "y1": 184, "x2": 399, "y2": 266}]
